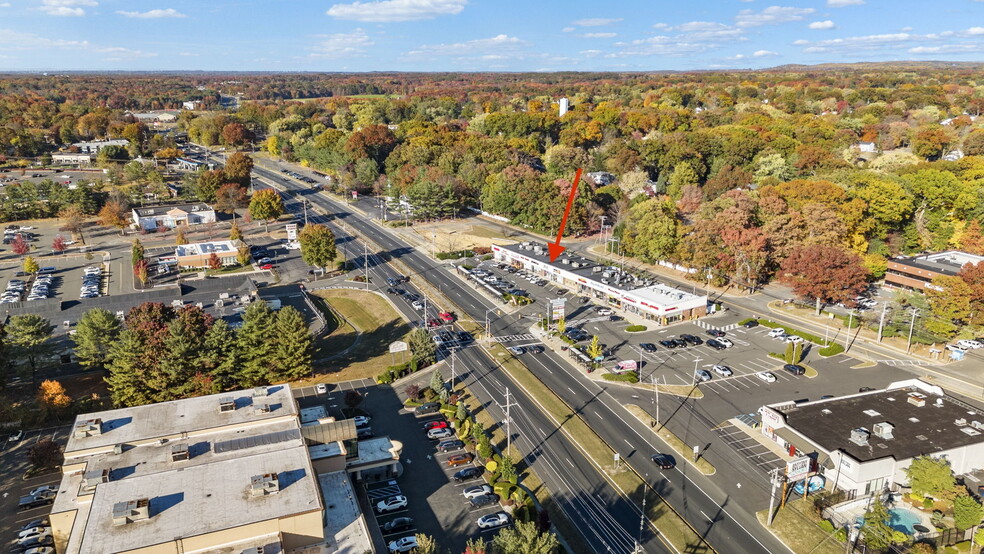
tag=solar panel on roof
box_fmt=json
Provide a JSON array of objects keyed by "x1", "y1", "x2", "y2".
[{"x1": 213, "y1": 428, "x2": 300, "y2": 454}]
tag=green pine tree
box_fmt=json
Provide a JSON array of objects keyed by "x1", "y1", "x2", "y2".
[
  {"x1": 131, "y1": 239, "x2": 144, "y2": 267},
  {"x1": 271, "y1": 307, "x2": 313, "y2": 382},
  {"x1": 237, "y1": 301, "x2": 277, "y2": 386},
  {"x1": 430, "y1": 367, "x2": 444, "y2": 395},
  {"x1": 73, "y1": 309, "x2": 123, "y2": 370},
  {"x1": 200, "y1": 320, "x2": 240, "y2": 391},
  {"x1": 793, "y1": 342, "x2": 803, "y2": 363},
  {"x1": 784, "y1": 341, "x2": 795, "y2": 363},
  {"x1": 7, "y1": 314, "x2": 55, "y2": 383},
  {"x1": 105, "y1": 330, "x2": 155, "y2": 407}
]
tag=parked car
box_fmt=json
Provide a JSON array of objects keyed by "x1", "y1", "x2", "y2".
[
  {"x1": 784, "y1": 335, "x2": 804, "y2": 344},
  {"x1": 651, "y1": 453, "x2": 676, "y2": 469},
  {"x1": 353, "y1": 415, "x2": 371, "y2": 427},
  {"x1": 376, "y1": 495, "x2": 408, "y2": 513},
  {"x1": 717, "y1": 338, "x2": 734, "y2": 348},
  {"x1": 957, "y1": 339, "x2": 983, "y2": 350},
  {"x1": 694, "y1": 369, "x2": 712, "y2": 382},
  {"x1": 597, "y1": 307, "x2": 614, "y2": 316},
  {"x1": 427, "y1": 427, "x2": 452, "y2": 440},
  {"x1": 712, "y1": 365, "x2": 733, "y2": 377},
  {"x1": 640, "y1": 343, "x2": 657, "y2": 353},
  {"x1": 382, "y1": 516, "x2": 414, "y2": 534},
  {"x1": 316, "y1": 383, "x2": 327, "y2": 394},
  {"x1": 680, "y1": 334, "x2": 703, "y2": 345},
  {"x1": 768, "y1": 328, "x2": 787, "y2": 338},
  {"x1": 783, "y1": 364, "x2": 806, "y2": 376},
  {"x1": 658, "y1": 339, "x2": 677, "y2": 349},
  {"x1": 414, "y1": 402, "x2": 440, "y2": 415},
  {"x1": 469, "y1": 493, "x2": 498, "y2": 508},
  {"x1": 8, "y1": 429, "x2": 23, "y2": 441},
  {"x1": 448, "y1": 453, "x2": 474, "y2": 467},
  {"x1": 463, "y1": 485, "x2": 493, "y2": 499},
  {"x1": 742, "y1": 320, "x2": 759, "y2": 328},
  {"x1": 28, "y1": 485, "x2": 56, "y2": 496},
  {"x1": 858, "y1": 386, "x2": 876, "y2": 393},
  {"x1": 706, "y1": 339, "x2": 726, "y2": 350},
  {"x1": 477, "y1": 512, "x2": 511, "y2": 529},
  {"x1": 388, "y1": 536, "x2": 418, "y2": 552},
  {"x1": 757, "y1": 372, "x2": 778, "y2": 383},
  {"x1": 423, "y1": 420, "x2": 448, "y2": 430},
  {"x1": 706, "y1": 329, "x2": 726, "y2": 338},
  {"x1": 453, "y1": 467, "x2": 483, "y2": 482},
  {"x1": 437, "y1": 439, "x2": 465, "y2": 452}
]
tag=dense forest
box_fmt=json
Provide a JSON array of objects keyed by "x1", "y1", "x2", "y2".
[{"x1": 2, "y1": 66, "x2": 984, "y2": 341}]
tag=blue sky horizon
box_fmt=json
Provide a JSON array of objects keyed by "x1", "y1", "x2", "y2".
[{"x1": 1, "y1": 0, "x2": 983, "y2": 71}]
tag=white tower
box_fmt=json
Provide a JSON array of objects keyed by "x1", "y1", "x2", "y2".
[{"x1": 558, "y1": 97, "x2": 569, "y2": 117}]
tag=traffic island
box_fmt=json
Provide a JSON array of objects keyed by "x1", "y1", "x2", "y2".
[{"x1": 624, "y1": 404, "x2": 716, "y2": 476}]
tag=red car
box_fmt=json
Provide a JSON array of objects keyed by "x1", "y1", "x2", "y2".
[
  {"x1": 439, "y1": 312, "x2": 455, "y2": 323},
  {"x1": 424, "y1": 420, "x2": 448, "y2": 430},
  {"x1": 427, "y1": 319, "x2": 441, "y2": 328},
  {"x1": 260, "y1": 263, "x2": 274, "y2": 270}
]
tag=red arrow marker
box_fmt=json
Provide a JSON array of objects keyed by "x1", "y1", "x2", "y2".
[{"x1": 547, "y1": 168, "x2": 583, "y2": 262}]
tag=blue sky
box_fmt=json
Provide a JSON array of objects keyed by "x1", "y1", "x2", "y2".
[{"x1": 1, "y1": 0, "x2": 983, "y2": 71}]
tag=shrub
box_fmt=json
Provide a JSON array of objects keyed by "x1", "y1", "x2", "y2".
[
  {"x1": 602, "y1": 372, "x2": 640, "y2": 383},
  {"x1": 404, "y1": 384, "x2": 421, "y2": 401},
  {"x1": 376, "y1": 372, "x2": 394, "y2": 384},
  {"x1": 625, "y1": 325, "x2": 647, "y2": 332},
  {"x1": 833, "y1": 528, "x2": 847, "y2": 542},
  {"x1": 436, "y1": 250, "x2": 475, "y2": 260},
  {"x1": 473, "y1": 246, "x2": 492, "y2": 255},
  {"x1": 818, "y1": 343, "x2": 845, "y2": 356},
  {"x1": 481, "y1": 254, "x2": 493, "y2": 261},
  {"x1": 924, "y1": 497, "x2": 936, "y2": 509},
  {"x1": 818, "y1": 520, "x2": 835, "y2": 533}
]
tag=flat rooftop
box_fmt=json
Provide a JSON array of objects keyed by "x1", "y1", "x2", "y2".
[
  {"x1": 65, "y1": 385, "x2": 297, "y2": 454},
  {"x1": 78, "y1": 446, "x2": 320, "y2": 554},
  {"x1": 497, "y1": 241, "x2": 704, "y2": 305},
  {"x1": 320, "y1": 471, "x2": 372, "y2": 554},
  {"x1": 777, "y1": 385, "x2": 984, "y2": 462},
  {"x1": 891, "y1": 251, "x2": 984, "y2": 277},
  {"x1": 176, "y1": 240, "x2": 241, "y2": 257}
]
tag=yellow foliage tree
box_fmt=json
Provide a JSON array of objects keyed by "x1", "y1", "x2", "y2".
[{"x1": 37, "y1": 379, "x2": 72, "y2": 411}]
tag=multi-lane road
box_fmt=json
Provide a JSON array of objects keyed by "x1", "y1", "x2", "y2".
[{"x1": 241, "y1": 156, "x2": 785, "y2": 554}]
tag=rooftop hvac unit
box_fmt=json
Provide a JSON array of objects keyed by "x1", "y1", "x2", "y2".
[
  {"x1": 908, "y1": 394, "x2": 926, "y2": 407},
  {"x1": 113, "y1": 444, "x2": 124, "y2": 455},
  {"x1": 592, "y1": 266, "x2": 602, "y2": 273},
  {"x1": 170, "y1": 444, "x2": 189, "y2": 462},
  {"x1": 112, "y1": 498, "x2": 150, "y2": 526},
  {"x1": 83, "y1": 468, "x2": 110, "y2": 489},
  {"x1": 73, "y1": 418, "x2": 103, "y2": 439},
  {"x1": 561, "y1": 259, "x2": 570, "y2": 264},
  {"x1": 256, "y1": 403, "x2": 271, "y2": 414},
  {"x1": 218, "y1": 398, "x2": 236, "y2": 413},
  {"x1": 971, "y1": 421, "x2": 984, "y2": 430},
  {"x1": 872, "y1": 422, "x2": 894, "y2": 440},
  {"x1": 935, "y1": 398, "x2": 944, "y2": 407},
  {"x1": 849, "y1": 428, "x2": 871, "y2": 446},
  {"x1": 253, "y1": 386, "x2": 268, "y2": 398},
  {"x1": 250, "y1": 473, "x2": 280, "y2": 497},
  {"x1": 955, "y1": 418, "x2": 967, "y2": 426}
]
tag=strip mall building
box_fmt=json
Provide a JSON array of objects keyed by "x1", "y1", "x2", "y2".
[{"x1": 492, "y1": 242, "x2": 707, "y2": 324}]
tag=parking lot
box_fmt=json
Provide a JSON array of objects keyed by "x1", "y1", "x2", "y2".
[
  {"x1": 0, "y1": 425, "x2": 71, "y2": 550},
  {"x1": 0, "y1": 256, "x2": 109, "y2": 305}
]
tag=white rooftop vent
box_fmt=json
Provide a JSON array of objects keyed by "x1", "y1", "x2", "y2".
[
  {"x1": 218, "y1": 398, "x2": 236, "y2": 413},
  {"x1": 250, "y1": 473, "x2": 280, "y2": 497},
  {"x1": 170, "y1": 444, "x2": 189, "y2": 462},
  {"x1": 83, "y1": 468, "x2": 109, "y2": 490},
  {"x1": 256, "y1": 403, "x2": 271, "y2": 414},
  {"x1": 873, "y1": 422, "x2": 894, "y2": 440},
  {"x1": 955, "y1": 418, "x2": 967, "y2": 426},
  {"x1": 253, "y1": 387, "x2": 268, "y2": 398},
  {"x1": 971, "y1": 421, "x2": 984, "y2": 430},
  {"x1": 73, "y1": 418, "x2": 103, "y2": 438},
  {"x1": 908, "y1": 394, "x2": 926, "y2": 407},
  {"x1": 863, "y1": 409, "x2": 881, "y2": 417},
  {"x1": 849, "y1": 428, "x2": 870, "y2": 446},
  {"x1": 821, "y1": 409, "x2": 832, "y2": 415},
  {"x1": 960, "y1": 427, "x2": 981, "y2": 437},
  {"x1": 909, "y1": 417, "x2": 920, "y2": 423},
  {"x1": 935, "y1": 398, "x2": 944, "y2": 407},
  {"x1": 112, "y1": 498, "x2": 150, "y2": 526}
]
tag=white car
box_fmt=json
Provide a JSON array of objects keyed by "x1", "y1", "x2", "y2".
[
  {"x1": 427, "y1": 428, "x2": 453, "y2": 440},
  {"x1": 388, "y1": 536, "x2": 418, "y2": 553},
  {"x1": 757, "y1": 372, "x2": 777, "y2": 383},
  {"x1": 957, "y1": 339, "x2": 983, "y2": 350},
  {"x1": 375, "y1": 495, "x2": 408, "y2": 513},
  {"x1": 463, "y1": 484, "x2": 493, "y2": 499},
  {"x1": 315, "y1": 383, "x2": 327, "y2": 394},
  {"x1": 353, "y1": 415, "x2": 371, "y2": 427},
  {"x1": 28, "y1": 485, "x2": 56, "y2": 496},
  {"x1": 597, "y1": 308, "x2": 614, "y2": 316},
  {"x1": 784, "y1": 335, "x2": 804, "y2": 344},
  {"x1": 768, "y1": 328, "x2": 787, "y2": 338},
  {"x1": 411, "y1": 301, "x2": 424, "y2": 310},
  {"x1": 717, "y1": 338, "x2": 734, "y2": 348},
  {"x1": 712, "y1": 365, "x2": 733, "y2": 377},
  {"x1": 477, "y1": 512, "x2": 511, "y2": 529}
]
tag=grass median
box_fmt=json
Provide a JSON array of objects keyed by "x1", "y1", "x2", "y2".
[{"x1": 488, "y1": 342, "x2": 713, "y2": 553}]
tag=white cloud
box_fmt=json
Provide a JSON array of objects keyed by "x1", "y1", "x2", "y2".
[
  {"x1": 753, "y1": 49, "x2": 779, "y2": 57},
  {"x1": 116, "y1": 8, "x2": 186, "y2": 18},
  {"x1": 39, "y1": 0, "x2": 96, "y2": 16},
  {"x1": 572, "y1": 18, "x2": 622, "y2": 27},
  {"x1": 581, "y1": 32, "x2": 616, "y2": 38},
  {"x1": 0, "y1": 29, "x2": 89, "y2": 49},
  {"x1": 967, "y1": 27, "x2": 984, "y2": 35},
  {"x1": 177, "y1": 51, "x2": 198, "y2": 56},
  {"x1": 652, "y1": 23, "x2": 668, "y2": 29},
  {"x1": 808, "y1": 20, "x2": 836, "y2": 30},
  {"x1": 669, "y1": 20, "x2": 745, "y2": 40},
  {"x1": 406, "y1": 34, "x2": 526, "y2": 57},
  {"x1": 735, "y1": 6, "x2": 815, "y2": 28},
  {"x1": 326, "y1": 0, "x2": 465, "y2": 22},
  {"x1": 562, "y1": 26, "x2": 575, "y2": 32},
  {"x1": 909, "y1": 44, "x2": 984, "y2": 54},
  {"x1": 0, "y1": 3, "x2": 11, "y2": 7},
  {"x1": 901, "y1": 26, "x2": 913, "y2": 31},
  {"x1": 310, "y1": 28, "x2": 374, "y2": 58},
  {"x1": 827, "y1": 0, "x2": 864, "y2": 6},
  {"x1": 95, "y1": 46, "x2": 158, "y2": 60}
]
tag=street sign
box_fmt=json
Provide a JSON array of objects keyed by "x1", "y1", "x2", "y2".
[
  {"x1": 352, "y1": 190, "x2": 358, "y2": 199},
  {"x1": 389, "y1": 341, "x2": 409, "y2": 354},
  {"x1": 285, "y1": 223, "x2": 298, "y2": 240},
  {"x1": 550, "y1": 297, "x2": 566, "y2": 321},
  {"x1": 786, "y1": 456, "x2": 811, "y2": 481}
]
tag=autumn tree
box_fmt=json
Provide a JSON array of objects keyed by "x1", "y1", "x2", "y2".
[
  {"x1": 230, "y1": 221, "x2": 242, "y2": 241},
  {"x1": 23, "y1": 256, "x2": 39, "y2": 275},
  {"x1": 133, "y1": 259, "x2": 149, "y2": 288},
  {"x1": 221, "y1": 122, "x2": 250, "y2": 147},
  {"x1": 11, "y1": 234, "x2": 29, "y2": 255},
  {"x1": 37, "y1": 379, "x2": 72, "y2": 415},
  {"x1": 51, "y1": 235, "x2": 66, "y2": 254},
  {"x1": 249, "y1": 189, "x2": 284, "y2": 232},
  {"x1": 29, "y1": 438, "x2": 62, "y2": 469},
  {"x1": 194, "y1": 169, "x2": 225, "y2": 202},
  {"x1": 223, "y1": 152, "x2": 254, "y2": 186},
  {"x1": 215, "y1": 183, "x2": 249, "y2": 220},
  {"x1": 298, "y1": 224, "x2": 337, "y2": 271},
  {"x1": 778, "y1": 245, "x2": 869, "y2": 314},
  {"x1": 959, "y1": 261, "x2": 984, "y2": 325},
  {"x1": 925, "y1": 275, "x2": 973, "y2": 338},
  {"x1": 207, "y1": 252, "x2": 222, "y2": 270},
  {"x1": 175, "y1": 227, "x2": 188, "y2": 245},
  {"x1": 131, "y1": 238, "x2": 144, "y2": 267},
  {"x1": 98, "y1": 200, "x2": 129, "y2": 234},
  {"x1": 58, "y1": 205, "x2": 87, "y2": 242}
]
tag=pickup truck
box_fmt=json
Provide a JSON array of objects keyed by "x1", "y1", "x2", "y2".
[{"x1": 19, "y1": 490, "x2": 56, "y2": 510}]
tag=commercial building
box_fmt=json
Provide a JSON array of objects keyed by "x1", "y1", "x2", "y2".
[
  {"x1": 885, "y1": 251, "x2": 984, "y2": 291},
  {"x1": 51, "y1": 152, "x2": 95, "y2": 166},
  {"x1": 129, "y1": 111, "x2": 179, "y2": 123},
  {"x1": 132, "y1": 203, "x2": 216, "y2": 231},
  {"x1": 492, "y1": 242, "x2": 707, "y2": 324},
  {"x1": 49, "y1": 385, "x2": 395, "y2": 554},
  {"x1": 71, "y1": 139, "x2": 130, "y2": 154},
  {"x1": 175, "y1": 240, "x2": 244, "y2": 269},
  {"x1": 759, "y1": 379, "x2": 984, "y2": 497}
]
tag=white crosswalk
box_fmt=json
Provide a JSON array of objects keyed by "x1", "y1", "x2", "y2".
[
  {"x1": 489, "y1": 334, "x2": 538, "y2": 343},
  {"x1": 877, "y1": 359, "x2": 936, "y2": 367},
  {"x1": 694, "y1": 320, "x2": 738, "y2": 332}
]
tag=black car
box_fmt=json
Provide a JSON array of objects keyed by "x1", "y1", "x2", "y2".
[
  {"x1": 453, "y1": 466, "x2": 483, "y2": 482},
  {"x1": 858, "y1": 386, "x2": 876, "y2": 393},
  {"x1": 527, "y1": 345, "x2": 544, "y2": 354},
  {"x1": 414, "y1": 402, "x2": 441, "y2": 415},
  {"x1": 680, "y1": 334, "x2": 703, "y2": 345},
  {"x1": 469, "y1": 493, "x2": 498, "y2": 508},
  {"x1": 20, "y1": 518, "x2": 49, "y2": 530},
  {"x1": 437, "y1": 439, "x2": 465, "y2": 452},
  {"x1": 386, "y1": 288, "x2": 398, "y2": 294},
  {"x1": 742, "y1": 320, "x2": 759, "y2": 328},
  {"x1": 382, "y1": 516, "x2": 415, "y2": 533},
  {"x1": 671, "y1": 338, "x2": 689, "y2": 348},
  {"x1": 457, "y1": 331, "x2": 473, "y2": 343},
  {"x1": 706, "y1": 329, "x2": 726, "y2": 338},
  {"x1": 387, "y1": 278, "x2": 399, "y2": 286},
  {"x1": 640, "y1": 343, "x2": 657, "y2": 353},
  {"x1": 784, "y1": 364, "x2": 806, "y2": 376},
  {"x1": 651, "y1": 453, "x2": 676, "y2": 469},
  {"x1": 658, "y1": 339, "x2": 677, "y2": 349},
  {"x1": 706, "y1": 339, "x2": 726, "y2": 350}
]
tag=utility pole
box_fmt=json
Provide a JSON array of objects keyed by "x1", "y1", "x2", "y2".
[
  {"x1": 597, "y1": 215, "x2": 607, "y2": 245},
  {"x1": 877, "y1": 303, "x2": 888, "y2": 343},
  {"x1": 497, "y1": 388, "x2": 519, "y2": 456},
  {"x1": 363, "y1": 243, "x2": 369, "y2": 291},
  {"x1": 449, "y1": 347, "x2": 457, "y2": 393},
  {"x1": 906, "y1": 309, "x2": 918, "y2": 353},
  {"x1": 634, "y1": 486, "x2": 647, "y2": 553},
  {"x1": 767, "y1": 467, "x2": 782, "y2": 526},
  {"x1": 845, "y1": 309, "x2": 855, "y2": 352}
]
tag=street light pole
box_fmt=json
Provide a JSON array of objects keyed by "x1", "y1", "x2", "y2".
[{"x1": 906, "y1": 309, "x2": 918, "y2": 353}]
